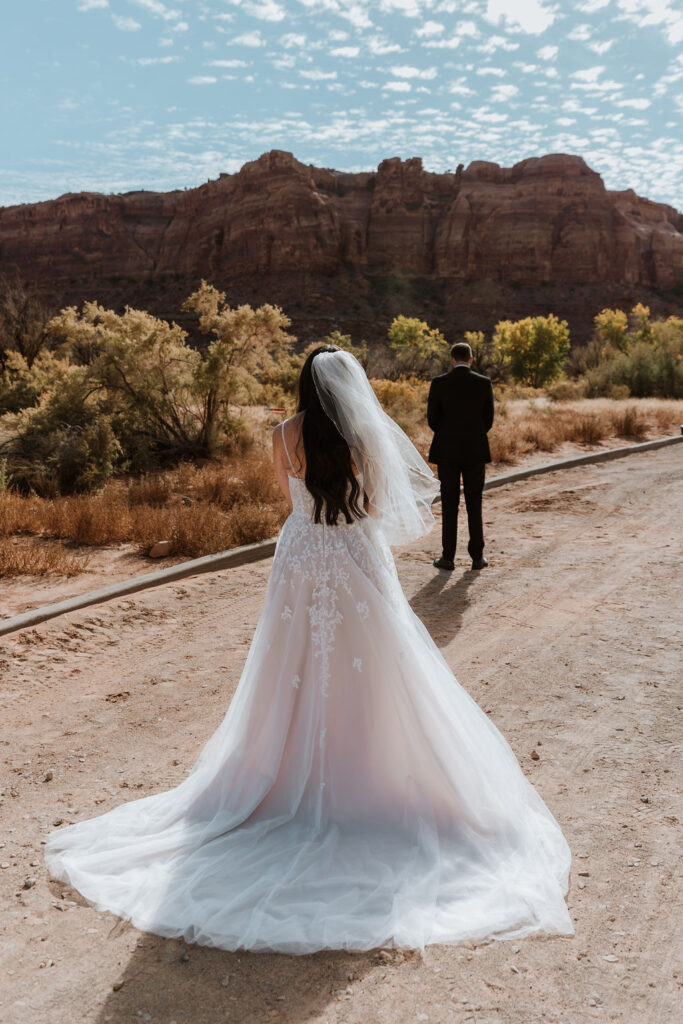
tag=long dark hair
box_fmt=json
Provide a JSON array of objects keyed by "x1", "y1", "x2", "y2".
[{"x1": 298, "y1": 346, "x2": 366, "y2": 526}]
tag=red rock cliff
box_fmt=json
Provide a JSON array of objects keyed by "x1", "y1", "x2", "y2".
[{"x1": 1, "y1": 150, "x2": 681, "y2": 343}]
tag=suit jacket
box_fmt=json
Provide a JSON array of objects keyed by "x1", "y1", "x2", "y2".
[{"x1": 427, "y1": 366, "x2": 494, "y2": 465}]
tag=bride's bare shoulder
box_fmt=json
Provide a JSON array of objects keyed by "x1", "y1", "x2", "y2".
[{"x1": 272, "y1": 411, "x2": 304, "y2": 443}]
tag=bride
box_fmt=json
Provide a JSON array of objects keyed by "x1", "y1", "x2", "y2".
[{"x1": 45, "y1": 345, "x2": 573, "y2": 954}]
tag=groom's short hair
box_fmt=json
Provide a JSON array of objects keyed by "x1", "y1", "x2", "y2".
[{"x1": 451, "y1": 342, "x2": 472, "y2": 362}]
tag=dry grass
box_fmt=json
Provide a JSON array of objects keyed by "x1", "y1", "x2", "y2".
[
  {"x1": 0, "y1": 536, "x2": 89, "y2": 577},
  {"x1": 2, "y1": 398, "x2": 681, "y2": 577},
  {"x1": 0, "y1": 453, "x2": 289, "y2": 570},
  {"x1": 488, "y1": 398, "x2": 679, "y2": 465}
]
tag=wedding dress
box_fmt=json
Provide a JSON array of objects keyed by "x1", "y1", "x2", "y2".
[{"x1": 45, "y1": 353, "x2": 573, "y2": 953}]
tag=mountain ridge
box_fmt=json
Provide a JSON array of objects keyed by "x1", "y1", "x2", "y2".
[{"x1": 1, "y1": 149, "x2": 681, "y2": 344}]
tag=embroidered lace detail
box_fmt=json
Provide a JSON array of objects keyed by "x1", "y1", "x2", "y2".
[
  {"x1": 270, "y1": 474, "x2": 404, "y2": 707},
  {"x1": 291, "y1": 674, "x2": 301, "y2": 689}
]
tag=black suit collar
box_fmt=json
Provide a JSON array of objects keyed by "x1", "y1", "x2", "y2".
[{"x1": 450, "y1": 364, "x2": 471, "y2": 373}]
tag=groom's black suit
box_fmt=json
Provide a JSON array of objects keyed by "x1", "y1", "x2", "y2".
[{"x1": 427, "y1": 365, "x2": 495, "y2": 562}]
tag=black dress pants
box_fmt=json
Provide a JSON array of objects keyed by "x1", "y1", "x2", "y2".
[{"x1": 437, "y1": 462, "x2": 486, "y2": 561}]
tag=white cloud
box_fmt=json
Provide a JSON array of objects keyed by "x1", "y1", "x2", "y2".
[
  {"x1": 112, "y1": 15, "x2": 142, "y2": 30},
  {"x1": 473, "y1": 108, "x2": 508, "y2": 123},
  {"x1": 243, "y1": 0, "x2": 286, "y2": 22},
  {"x1": 476, "y1": 34, "x2": 520, "y2": 53},
  {"x1": 555, "y1": 116, "x2": 576, "y2": 125},
  {"x1": 130, "y1": 0, "x2": 182, "y2": 20},
  {"x1": 567, "y1": 23, "x2": 592, "y2": 41},
  {"x1": 484, "y1": 0, "x2": 557, "y2": 35},
  {"x1": 280, "y1": 33, "x2": 306, "y2": 48},
  {"x1": 78, "y1": 0, "x2": 108, "y2": 10},
  {"x1": 476, "y1": 66, "x2": 506, "y2": 76},
  {"x1": 383, "y1": 81, "x2": 412, "y2": 91},
  {"x1": 537, "y1": 45, "x2": 558, "y2": 60},
  {"x1": 416, "y1": 20, "x2": 444, "y2": 38},
  {"x1": 615, "y1": 97, "x2": 651, "y2": 108},
  {"x1": 449, "y1": 78, "x2": 475, "y2": 95},
  {"x1": 338, "y1": 3, "x2": 372, "y2": 29},
  {"x1": 368, "y1": 38, "x2": 403, "y2": 55},
  {"x1": 300, "y1": 69, "x2": 338, "y2": 80},
  {"x1": 208, "y1": 59, "x2": 249, "y2": 67},
  {"x1": 577, "y1": 0, "x2": 609, "y2": 10},
  {"x1": 422, "y1": 35, "x2": 463, "y2": 49},
  {"x1": 380, "y1": 0, "x2": 422, "y2": 15},
  {"x1": 229, "y1": 30, "x2": 264, "y2": 46},
  {"x1": 491, "y1": 83, "x2": 519, "y2": 100},
  {"x1": 135, "y1": 55, "x2": 181, "y2": 65},
  {"x1": 571, "y1": 65, "x2": 605, "y2": 82},
  {"x1": 616, "y1": 0, "x2": 683, "y2": 46},
  {"x1": 588, "y1": 39, "x2": 615, "y2": 54},
  {"x1": 188, "y1": 76, "x2": 217, "y2": 84},
  {"x1": 331, "y1": 46, "x2": 360, "y2": 57},
  {"x1": 571, "y1": 77, "x2": 622, "y2": 92},
  {"x1": 390, "y1": 65, "x2": 437, "y2": 79}
]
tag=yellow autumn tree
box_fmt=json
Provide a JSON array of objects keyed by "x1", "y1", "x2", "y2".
[{"x1": 493, "y1": 314, "x2": 570, "y2": 388}]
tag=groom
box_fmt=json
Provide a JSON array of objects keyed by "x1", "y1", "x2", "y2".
[{"x1": 427, "y1": 341, "x2": 495, "y2": 571}]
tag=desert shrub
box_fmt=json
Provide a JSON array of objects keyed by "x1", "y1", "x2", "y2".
[
  {"x1": 5, "y1": 364, "x2": 122, "y2": 494},
  {"x1": 594, "y1": 308, "x2": 629, "y2": 350},
  {"x1": 464, "y1": 330, "x2": 507, "y2": 381},
  {"x1": 0, "y1": 452, "x2": 289, "y2": 563},
  {"x1": 387, "y1": 316, "x2": 449, "y2": 378},
  {"x1": 0, "y1": 458, "x2": 11, "y2": 493},
  {"x1": 0, "y1": 350, "x2": 73, "y2": 415},
  {"x1": 493, "y1": 315, "x2": 570, "y2": 387},
  {"x1": 573, "y1": 414, "x2": 609, "y2": 445},
  {"x1": 609, "y1": 405, "x2": 647, "y2": 439},
  {"x1": 546, "y1": 379, "x2": 589, "y2": 402},
  {"x1": 0, "y1": 536, "x2": 89, "y2": 577},
  {"x1": 260, "y1": 331, "x2": 368, "y2": 410},
  {"x1": 0, "y1": 286, "x2": 294, "y2": 493},
  {"x1": 0, "y1": 276, "x2": 55, "y2": 371},
  {"x1": 370, "y1": 377, "x2": 430, "y2": 436},
  {"x1": 585, "y1": 331, "x2": 683, "y2": 398}
]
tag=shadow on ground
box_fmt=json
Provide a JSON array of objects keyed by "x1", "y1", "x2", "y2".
[
  {"x1": 94, "y1": 928, "x2": 384, "y2": 1024},
  {"x1": 409, "y1": 568, "x2": 481, "y2": 647}
]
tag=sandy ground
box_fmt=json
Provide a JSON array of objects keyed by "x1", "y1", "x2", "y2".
[
  {"x1": 2, "y1": 431, "x2": 678, "y2": 622},
  {"x1": 1, "y1": 446, "x2": 681, "y2": 1024}
]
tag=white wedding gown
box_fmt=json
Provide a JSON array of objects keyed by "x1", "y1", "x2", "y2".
[{"x1": 45, "y1": 471, "x2": 573, "y2": 953}]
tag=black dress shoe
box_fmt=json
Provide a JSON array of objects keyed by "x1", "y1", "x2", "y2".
[
  {"x1": 433, "y1": 557, "x2": 455, "y2": 571},
  {"x1": 471, "y1": 557, "x2": 489, "y2": 570}
]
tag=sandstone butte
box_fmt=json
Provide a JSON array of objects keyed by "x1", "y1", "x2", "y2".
[{"x1": 1, "y1": 149, "x2": 682, "y2": 344}]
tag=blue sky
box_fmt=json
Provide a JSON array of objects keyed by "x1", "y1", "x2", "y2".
[{"x1": 1, "y1": 0, "x2": 682, "y2": 208}]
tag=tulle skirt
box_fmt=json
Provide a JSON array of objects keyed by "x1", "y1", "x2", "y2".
[{"x1": 45, "y1": 510, "x2": 573, "y2": 953}]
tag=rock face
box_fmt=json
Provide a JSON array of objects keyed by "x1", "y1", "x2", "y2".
[{"x1": 1, "y1": 150, "x2": 681, "y2": 344}]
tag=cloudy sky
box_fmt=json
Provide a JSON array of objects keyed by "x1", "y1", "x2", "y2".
[{"x1": 2, "y1": 0, "x2": 682, "y2": 208}]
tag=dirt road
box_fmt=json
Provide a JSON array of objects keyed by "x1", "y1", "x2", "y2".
[{"x1": 1, "y1": 447, "x2": 681, "y2": 1024}]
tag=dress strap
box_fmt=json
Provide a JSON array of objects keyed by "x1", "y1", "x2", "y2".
[{"x1": 280, "y1": 422, "x2": 300, "y2": 478}]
